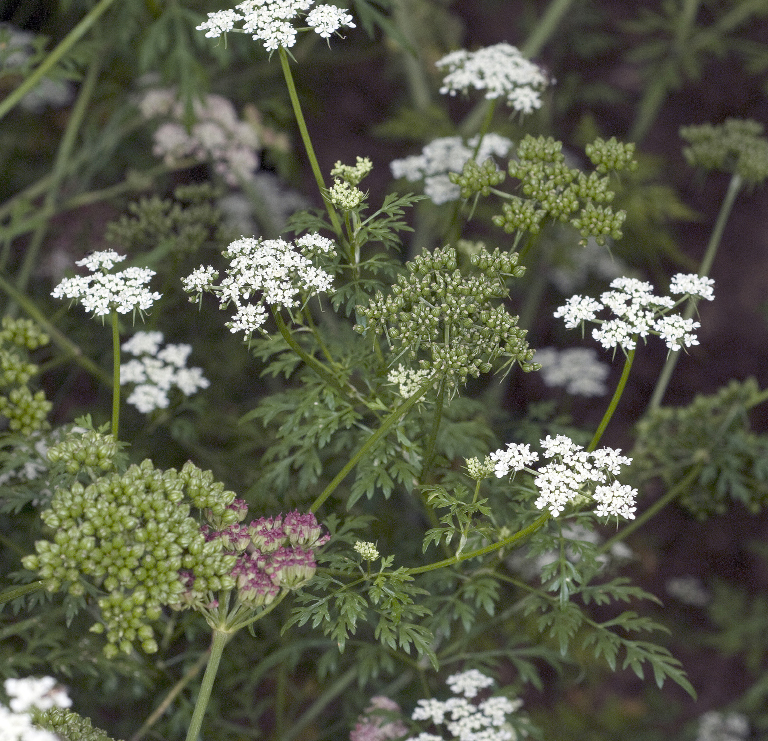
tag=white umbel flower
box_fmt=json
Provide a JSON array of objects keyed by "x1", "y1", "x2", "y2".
[{"x1": 436, "y1": 43, "x2": 550, "y2": 113}]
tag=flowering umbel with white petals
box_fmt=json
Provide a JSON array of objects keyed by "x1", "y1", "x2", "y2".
[
  {"x1": 182, "y1": 235, "x2": 336, "y2": 341},
  {"x1": 51, "y1": 250, "x2": 161, "y2": 319},
  {"x1": 436, "y1": 42, "x2": 550, "y2": 113},
  {"x1": 554, "y1": 274, "x2": 715, "y2": 352},
  {"x1": 490, "y1": 434, "x2": 637, "y2": 519},
  {"x1": 196, "y1": 1, "x2": 356, "y2": 53}
]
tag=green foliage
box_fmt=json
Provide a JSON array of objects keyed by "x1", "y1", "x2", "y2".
[{"x1": 632, "y1": 378, "x2": 768, "y2": 517}]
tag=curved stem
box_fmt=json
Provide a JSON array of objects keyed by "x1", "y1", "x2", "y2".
[
  {"x1": 647, "y1": 172, "x2": 742, "y2": 412},
  {"x1": 272, "y1": 308, "x2": 342, "y2": 391},
  {"x1": 277, "y1": 46, "x2": 343, "y2": 238},
  {"x1": 587, "y1": 346, "x2": 635, "y2": 452},
  {"x1": 0, "y1": 0, "x2": 118, "y2": 122},
  {"x1": 111, "y1": 311, "x2": 121, "y2": 439},
  {"x1": 310, "y1": 375, "x2": 435, "y2": 512},
  {"x1": 406, "y1": 511, "x2": 551, "y2": 576},
  {"x1": 183, "y1": 628, "x2": 231, "y2": 741}
]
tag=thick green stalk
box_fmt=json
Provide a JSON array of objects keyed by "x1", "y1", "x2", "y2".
[
  {"x1": 587, "y1": 346, "x2": 635, "y2": 452},
  {"x1": 111, "y1": 311, "x2": 120, "y2": 439},
  {"x1": 310, "y1": 375, "x2": 435, "y2": 512},
  {"x1": 647, "y1": 172, "x2": 742, "y2": 412},
  {"x1": 12, "y1": 55, "x2": 102, "y2": 308},
  {"x1": 0, "y1": 0, "x2": 118, "y2": 122},
  {"x1": 277, "y1": 46, "x2": 343, "y2": 238},
  {"x1": 183, "y1": 629, "x2": 231, "y2": 741}
]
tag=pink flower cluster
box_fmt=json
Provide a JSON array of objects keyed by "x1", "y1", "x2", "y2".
[
  {"x1": 350, "y1": 697, "x2": 407, "y2": 741},
  {"x1": 196, "y1": 505, "x2": 329, "y2": 608}
]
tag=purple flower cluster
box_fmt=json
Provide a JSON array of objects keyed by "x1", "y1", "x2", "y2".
[{"x1": 184, "y1": 506, "x2": 329, "y2": 610}]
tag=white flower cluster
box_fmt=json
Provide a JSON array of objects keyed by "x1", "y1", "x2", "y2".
[
  {"x1": 390, "y1": 134, "x2": 512, "y2": 205},
  {"x1": 554, "y1": 274, "x2": 715, "y2": 352},
  {"x1": 51, "y1": 250, "x2": 161, "y2": 318},
  {"x1": 354, "y1": 540, "x2": 380, "y2": 561},
  {"x1": 387, "y1": 364, "x2": 433, "y2": 398},
  {"x1": 183, "y1": 234, "x2": 335, "y2": 340},
  {"x1": 1, "y1": 676, "x2": 71, "y2": 741},
  {"x1": 695, "y1": 711, "x2": 749, "y2": 741},
  {"x1": 665, "y1": 575, "x2": 710, "y2": 607},
  {"x1": 406, "y1": 670, "x2": 523, "y2": 741},
  {"x1": 139, "y1": 88, "x2": 260, "y2": 186},
  {"x1": 196, "y1": 1, "x2": 356, "y2": 52},
  {"x1": 490, "y1": 435, "x2": 637, "y2": 519},
  {"x1": 436, "y1": 43, "x2": 550, "y2": 114},
  {"x1": 120, "y1": 331, "x2": 210, "y2": 414},
  {"x1": 533, "y1": 347, "x2": 609, "y2": 397}
]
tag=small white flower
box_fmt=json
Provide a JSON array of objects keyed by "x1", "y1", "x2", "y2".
[
  {"x1": 4, "y1": 676, "x2": 72, "y2": 713},
  {"x1": 436, "y1": 43, "x2": 550, "y2": 113},
  {"x1": 653, "y1": 315, "x2": 700, "y2": 351},
  {"x1": 489, "y1": 442, "x2": 539, "y2": 477},
  {"x1": 387, "y1": 365, "x2": 432, "y2": 398},
  {"x1": 670, "y1": 273, "x2": 715, "y2": 301},
  {"x1": 157, "y1": 343, "x2": 193, "y2": 367},
  {"x1": 592, "y1": 481, "x2": 637, "y2": 520},
  {"x1": 353, "y1": 541, "x2": 380, "y2": 561},
  {"x1": 666, "y1": 575, "x2": 710, "y2": 607},
  {"x1": 122, "y1": 331, "x2": 164, "y2": 356},
  {"x1": 446, "y1": 669, "x2": 495, "y2": 699},
  {"x1": 306, "y1": 4, "x2": 355, "y2": 38},
  {"x1": 534, "y1": 346, "x2": 609, "y2": 397},
  {"x1": 51, "y1": 251, "x2": 161, "y2": 318},
  {"x1": 126, "y1": 384, "x2": 170, "y2": 413},
  {"x1": 553, "y1": 295, "x2": 601, "y2": 328}
]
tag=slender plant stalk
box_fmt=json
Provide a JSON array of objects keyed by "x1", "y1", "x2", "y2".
[
  {"x1": 647, "y1": 172, "x2": 743, "y2": 412},
  {"x1": 310, "y1": 375, "x2": 435, "y2": 512},
  {"x1": 111, "y1": 311, "x2": 121, "y2": 439},
  {"x1": 272, "y1": 309, "x2": 343, "y2": 391},
  {"x1": 420, "y1": 376, "x2": 446, "y2": 481},
  {"x1": 129, "y1": 650, "x2": 209, "y2": 741},
  {"x1": 406, "y1": 511, "x2": 551, "y2": 576},
  {"x1": 522, "y1": 0, "x2": 579, "y2": 57},
  {"x1": 277, "y1": 47, "x2": 343, "y2": 238},
  {"x1": 587, "y1": 347, "x2": 635, "y2": 452},
  {"x1": 0, "y1": 272, "x2": 112, "y2": 387},
  {"x1": 0, "y1": 0, "x2": 118, "y2": 122},
  {"x1": 0, "y1": 581, "x2": 44, "y2": 607},
  {"x1": 11, "y1": 56, "x2": 102, "y2": 308},
  {"x1": 183, "y1": 629, "x2": 231, "y2": 741}
]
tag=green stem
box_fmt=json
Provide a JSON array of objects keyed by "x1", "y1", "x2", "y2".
[
  {"x1": 129, "y1": 650, "x2": 209, "y2": 741},
  {"x1": 277, "y1": 46, "x2": 343, "y2": 238},
  {"x1": 406, "y1": 511, "x2": 551, "y2": 576},
  {"x1": 647, "y1": 172, "x2": 742, "y2": 412},
  {"x1": 587, "y1": 346, "x2": 635, "y2": 452},
  {"x1": 0, "y1": 271, "x2": 112, "y2": 387},
  {"x1": 310, "y1": 375, "x2": 435, "y2": 512},
  {"x1": 521, "y1": 0, "x2": 577, "y2": 57},
  {"x1": 420, "y1": 376, "x2": 446, "y2": 481},
  {"x1": 183, "y1": 629, "x2": 231, "y2": 741},
  {"x1": 111, "y1": 311, "x2": 120, "y2": 439},
  {"x1": 598, "y1": 463, "x2": 703, "y2": 554},
  {"x1": 11, "y1": 54, "x2": 101, "y2": 309},
  {"x1": 0, "y1": 0, "x2": 118, "y2": 122},
  {"x1": 272, "y1": 308, "x2": 342, "y2": 391},
  {"x1": 0, "y1": 580, "x2": 44, "y2": 607}
]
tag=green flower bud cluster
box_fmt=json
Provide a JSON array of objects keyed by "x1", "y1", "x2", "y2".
[
  {"x1": 0, "y1": 318, "x2": 51, "y2": 435},
  {"x1": 450, "y1": 157, "x2": 506, "y2": 198},
  {"x1": 680, "y1": 119, "x2": 768, "y2": 185},
  {"x1": 584, "y1": 136, "x2": 638, "y2": 175},
  {"x1": 492, "y1": 135, "x2": 631, "y2": 245},
  {"x1": 22, "y1": 455, "x2": 239, "y2": 658},
  {"x1": 355, "y1": 246, "x2": 536, "y2": 385},
  {"x1": 46, "y1": 428, "x2": 118, "y2": 476},
  {"x1": 32, "y1": 707, "x2": 117, "y2": 741}
]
